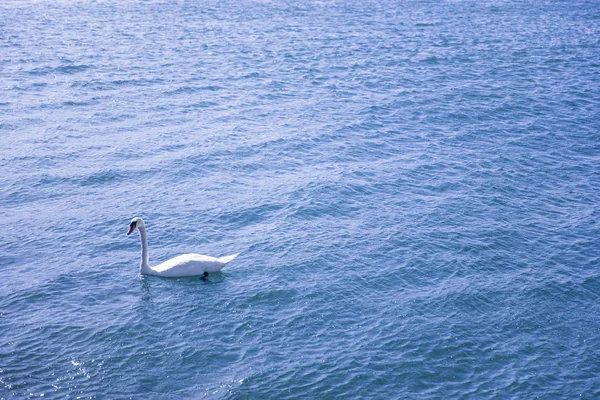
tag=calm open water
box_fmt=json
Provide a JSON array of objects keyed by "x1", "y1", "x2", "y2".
[{"x1": 1, "y1": 0, "x2": 600, "y2": 398}]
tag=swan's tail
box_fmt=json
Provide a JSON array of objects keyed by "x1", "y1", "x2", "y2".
[{"x1": 219, "y1": 253, "x2": 239, "y2": 265}]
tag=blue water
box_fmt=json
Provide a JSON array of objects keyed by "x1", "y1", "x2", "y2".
[{"x1": 1, "y1": 0, "x2": 600, "y2": 398}]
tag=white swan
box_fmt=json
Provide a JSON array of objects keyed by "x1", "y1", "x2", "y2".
[{"x1": 127, "y1": 217, "x2": 239, "y2": 277}]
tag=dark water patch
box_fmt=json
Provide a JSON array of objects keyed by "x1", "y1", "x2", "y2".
[
  {"x1": 62, "y1": 100, "x2": 97, "y2": 107},
  {"x1": 70, "y1": 79, "x2": 114, "y2": 91},
  {"x1": 0, "y1": 122, "x2": 18, "y2": 131},
  {"x1": 74, "y1": 169, "x2": 127, "y2": 187},
  {"x1": 16, "y1": 169, "x2": 129, "y2": 197},
  {"x1": 28, "y1": 64, "x2": 90, "y2": 76},
  {"x1": 421, "y1": 55, "x2": 440, "y2": 64},
  {"x1": 183, "y1": 100, "x2": 218, "y2": 110},
  {"x1": 415, "y1": 21, "x2": 442, "y2": 28},
  {"x1": 111, "y1": 77, "x2": 165, "y2": 87},
  {"x1": 164, "y1": 85, "x2": 215, "y2": 95}
]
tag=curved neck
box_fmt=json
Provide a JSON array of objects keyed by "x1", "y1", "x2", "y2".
[{"x1": 138, "y1": 226, "x2": 151, "y2": 272}]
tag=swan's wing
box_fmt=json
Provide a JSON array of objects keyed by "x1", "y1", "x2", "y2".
[{"x1": 153, "y1": 253, "x2": 225, "y2": 276}]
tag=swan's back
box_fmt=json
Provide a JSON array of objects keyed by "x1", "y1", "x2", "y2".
[{"x1": 151, "y1": 253, "x2": 236, "y2": 277}]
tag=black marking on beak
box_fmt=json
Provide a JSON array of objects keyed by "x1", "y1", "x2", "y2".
[{"x1": 127, "y1": 221, "x2": 137, "y2": 235}]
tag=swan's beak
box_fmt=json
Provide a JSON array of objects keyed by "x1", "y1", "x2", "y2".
[{"x1": 127, "y1": 223, "x2": 136, "y2": 235}]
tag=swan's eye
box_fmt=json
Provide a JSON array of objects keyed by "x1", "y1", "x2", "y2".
[{"x1": 130, "y1": 221, "x2": 137, "y2": 228}]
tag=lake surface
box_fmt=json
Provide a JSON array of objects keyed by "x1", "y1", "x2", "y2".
[{"x1": 1, "y1": 0, "x2": 599, "y2": 398}]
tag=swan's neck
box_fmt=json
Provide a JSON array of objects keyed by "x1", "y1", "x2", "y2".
[{"x1": 138, "y1": 226, "x2": 152, "y2": 273}]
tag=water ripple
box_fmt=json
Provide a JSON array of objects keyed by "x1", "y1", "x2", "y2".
[{"x1": 1, "y1": 0, "x2": 599, "y2": 398}]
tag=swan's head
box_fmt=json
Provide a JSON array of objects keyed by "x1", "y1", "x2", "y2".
[{"x1": 127, "y1": 217, "x2": 145, "y2": 235}]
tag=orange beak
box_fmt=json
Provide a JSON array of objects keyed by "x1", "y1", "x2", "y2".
[{"x1": 127, "y1": 223, "x2": 136, "y2": 235}]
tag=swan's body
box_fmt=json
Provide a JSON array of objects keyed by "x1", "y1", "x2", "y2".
[{"x1": 127, "y1": 217, "x2": 238, "y2": 277}]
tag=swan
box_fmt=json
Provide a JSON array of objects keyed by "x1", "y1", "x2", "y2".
[{"x1": 127, "y1": 217, "x2": 239, "y2": 277}]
